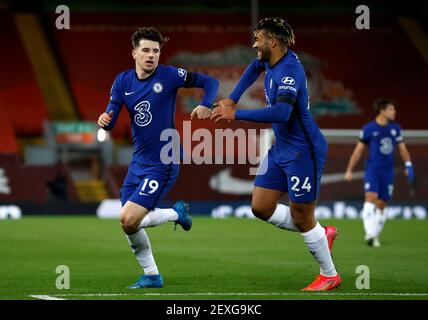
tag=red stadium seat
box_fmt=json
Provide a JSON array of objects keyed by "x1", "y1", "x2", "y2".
[{"x1": 0, "y1": 10, "x2": 48, "y2": 137}]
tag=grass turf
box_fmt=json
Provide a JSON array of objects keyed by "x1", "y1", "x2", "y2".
[{"x1": 0, "y1": 216, "x2": 427, "y2": 300}]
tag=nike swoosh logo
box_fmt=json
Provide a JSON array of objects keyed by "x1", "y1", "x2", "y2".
[
  {"x1": 209, "y1": 168, "x2": 254, "y2": 195},
  {"x1": 321, "y1": 279, "x2": 337, "y2": 290},
  {"x1": 209, "y1": 168, "x2": 366, "y2": 195},
  {"x1": 125, "y1": 91, "x2": 136, "y2": 95},
  {"x1": 295, "y1": 193, "x2": 304, "y2": 197},
  {"x1": 139, "y1": 192, "x2": 149, "y2": 196}
]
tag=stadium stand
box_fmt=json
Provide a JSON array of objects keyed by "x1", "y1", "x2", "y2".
[
  {"x1": 0, "y1": 113, "x2": 19, "y2": 153},
  {"x1": 0, "y1": 9, "x2": 48, "y2": 138},
  {"x1": 47, "y1": 12, "x2": 428, "y2": 132}
]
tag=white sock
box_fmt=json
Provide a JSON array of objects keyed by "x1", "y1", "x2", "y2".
[
  {"x1": 301, "y1": 222, "x2": 337, "y2": 277},
  {"x1": 126, "y1": 228, "x2": 158, "y2": 275},
  {"x1": 362, "y1": 202, "x2": 377, "y2": 240},
  {"x1": 267, "y1": 204, "x2": 299, "y2": 231},
  {"x1": 374, "y1": 207, "x2": 387, "y2": 237},
  {"x1": 139, "y1": 208, "x2": 178, "y2": 228}
]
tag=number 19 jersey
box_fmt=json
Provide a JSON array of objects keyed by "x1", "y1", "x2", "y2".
[{"x1": 109, "y1": 65, "x2": 191, "y2": 165}]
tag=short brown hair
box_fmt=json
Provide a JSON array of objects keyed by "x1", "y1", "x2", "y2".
[
  {"x1": 374, "y1": 98, "x2": 394, "y2": 115},
  {"x1": 254, "y1": 17, "x2": 295, "y2": 47},
  {"x1": 132, "y1": 27, "x2": 169, "y2": 49}
]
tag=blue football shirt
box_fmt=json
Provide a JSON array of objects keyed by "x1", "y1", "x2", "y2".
[
  {"x1": 360, "y1": 120, "x2": 403, "y2": 168},
  {"x1": 249, "y1": 50, "x2": 328, "y2": 163},
  {"x1": 105, "y1": 65, "x2": 216, "y2": 165}
]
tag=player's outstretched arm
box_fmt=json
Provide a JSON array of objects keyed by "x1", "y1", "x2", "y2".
[
  {"x1": 345, "y1": 142, "x2": 366, "y2": 181},
  {"x1": 189, "y1": 72, "x2": 219, "y2": 120},
  {"x1": 190, "y1": 59, "x2": 263, "y2": 120},
  {"x1": 228, "y1": 59, "x2": 264, "y2": 104},
  {"x1": 210, "y1": 101, "x2": 292, "y2": 124}
]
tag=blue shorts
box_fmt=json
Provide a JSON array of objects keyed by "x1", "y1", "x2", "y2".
[
  {"x1": 254, "y1": 150, "x2": 326, "y2": 203},
  {"x1": 120, "y1": 160, "x2": 179, "y2": 210},
  {"x1": 364, "y1": 166, "x2": 394, "y2": 201}
]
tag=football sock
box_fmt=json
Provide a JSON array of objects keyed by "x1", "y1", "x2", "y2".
[
  {"x1": 301, "y1": 222, "x2": 337, "y2": 277},
  {"x1": 138, "y1": 208, "x2": 178, "y2": 228},
  {"x1": 267, "y1": 204, "x2": 299, "y2": 231},
  {"x1": 374, "y1": 207, "x2": 387, "y2": 237},
  {"x1": 126, "y1": 228, "x2": 159, "y2": 275},
  {"x1": 362, "y1": 202, "x2": 377, "y2": 240}
]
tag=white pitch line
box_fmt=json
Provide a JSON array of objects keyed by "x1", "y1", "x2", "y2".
[
  {"x1": 29, "y1": 295, "x2": 67, "y2": 300},
  {"x1": 29, "y1": 292, "x2": 428, "y2": 298}
]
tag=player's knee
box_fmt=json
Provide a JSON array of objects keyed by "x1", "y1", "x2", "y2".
[
  {"x1": 120, "y1": 211, "x2": 140, "y2": 234},
  {"x1": 251, "y1": 205, "x2": 274, "y2": 221},
  {"x1": 251, "y1": 206, "x2": 264, "y2": 219},
  {"x1": 120, "y1": 219, "x2": 139, "y2": 235},
  {"x1": 377, "y1": 201, "x2": 386, "y2": 210}
]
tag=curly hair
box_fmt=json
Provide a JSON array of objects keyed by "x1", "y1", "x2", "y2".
[{"x1": 254, "y1": 17, "x2": 295, "y2": 47}]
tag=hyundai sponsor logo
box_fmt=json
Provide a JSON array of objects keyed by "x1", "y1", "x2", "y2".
[{"x1": 281, "y1": 76, "x2": 295, "y2": 85}]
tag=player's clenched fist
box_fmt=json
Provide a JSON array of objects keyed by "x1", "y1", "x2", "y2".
[
  {"x1": 98, "y1": 110, "x2": 113, "y2": 127},
  {"x1": 190, "y1": 105, "x2": 211, "y2": 120}
]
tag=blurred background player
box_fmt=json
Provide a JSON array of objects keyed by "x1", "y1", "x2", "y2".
[
  {"x1": 345, "y1": 99, "x2": 415, "y2": 247},
  {"x1": 211, "y1": 17, "x2": 341, "y2": 291},
  {"x1": 98, "y1": 27, "x2": 218, "y2": 288}
]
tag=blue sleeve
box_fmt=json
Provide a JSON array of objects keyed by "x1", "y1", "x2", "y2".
[
  {"x1": 273, "y1": 64, "x2": 301, "y2": 106},
  {"x1": 359, "y1": 125, "x2": 371, "y2": 144},
  {"x1": 235, "y1": 101, "x2": 293, "y2": 123},
  {"x1": 168, "y1": 66, "x2": 219, "y2": 107},
  {"x1": 167, "y1": 66, "x2": 190, "y2": 88},
  {"x1": 186, "y1": 72, "x2": 219, "y2": 108},
  {"x1": 395, "y1": 124, "x2": 404, "y2": 143},
  {"x1": 229, "y1": 59, "x2": 265, "y2": 103},
  {"x1": 103, "y1": 75, "x2": 123, "y2": 131},
  {"x1": 233, "y1": 63, "x2": 301, "y2": 123}
]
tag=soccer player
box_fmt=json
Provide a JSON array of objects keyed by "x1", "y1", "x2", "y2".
[
  {"x1": 211, "y1": 17, "x2": 341, "y2": 291},
  {"x1": 98, "y1": 27, "x2": 218, "y2": 288},
  {"x1": 345, "y1": 99, "x2": 415, "y2": 247}
]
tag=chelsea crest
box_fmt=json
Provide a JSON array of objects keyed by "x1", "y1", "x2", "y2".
[{"x1": 153, "y1": 82, "x2": 163, "y2": 93}]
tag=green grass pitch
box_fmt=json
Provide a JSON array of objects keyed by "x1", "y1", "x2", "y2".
[{"x1": 0, "y1": 216, "x2": 427, "y2": 300}]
